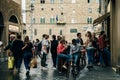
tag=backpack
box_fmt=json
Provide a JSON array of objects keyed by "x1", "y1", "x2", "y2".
[{"x1": 37, "y1": 41, "x2": 42, "y2": 51}]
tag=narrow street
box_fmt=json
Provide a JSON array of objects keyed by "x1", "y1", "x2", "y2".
[{"x1": 0, "y1": 54, "x2": 120, "y2": 80}]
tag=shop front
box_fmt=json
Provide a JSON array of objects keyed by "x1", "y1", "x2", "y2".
[{"x1": 0, "y1": 0, "x2": 22, "y2": 45}]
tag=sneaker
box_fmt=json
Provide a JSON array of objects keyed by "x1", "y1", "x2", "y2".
[
  {"x1": 26, "y1": 71, "x2": 29, "y2": 76},
  {"x1": 62, "y1": 65, "x2": 67, "y2": 69},
  {"x1": 52, "y1": 67, "x2": 56, "y2": 70},
  {"x1": 43, "y1": 67, "x2": 48, "y2": 70}
]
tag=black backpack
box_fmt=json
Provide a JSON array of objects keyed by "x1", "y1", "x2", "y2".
[{"x1": 37, "y1": 41, "x2": 42, "y2": 51}]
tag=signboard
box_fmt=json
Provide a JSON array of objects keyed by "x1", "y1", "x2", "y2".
[
  {"x1": 70, "y1": 29, "x2": 77, "y2": 33},
  {"x1": 9, "y1": 25, "x2": 19, "y2": 32}
]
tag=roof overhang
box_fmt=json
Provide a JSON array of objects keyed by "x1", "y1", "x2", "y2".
[{"x1": 93, "y1": 12, "x2": 110, "y2": 26}]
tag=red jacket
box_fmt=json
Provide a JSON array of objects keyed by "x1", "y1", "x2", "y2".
[
  {"x1": 57, "y1": 43, "x2": 66, "y2": 54},
  {"x1": 98, "y1": 35, "x2": 106, "y2": 49}
]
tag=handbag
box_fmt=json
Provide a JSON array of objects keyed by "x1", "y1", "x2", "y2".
[
  {"x1": 30, "y1": 57, "x2": 37, "y2": 68},
  {"x1": 8, "y1": 56, "x2": 14, "y2": 69}
]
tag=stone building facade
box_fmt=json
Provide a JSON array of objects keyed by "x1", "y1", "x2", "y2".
[
  {"x1": 24, "y1": 0, "x2": 100, "y2": 42},
  {"x1": 0, "y1": 0, "x2": 22, "y2": 45}
]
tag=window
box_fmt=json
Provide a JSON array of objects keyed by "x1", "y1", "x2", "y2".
[
  {"x1": 88, "y1": 0, "x2": 92, "y2": 3},
  {"x1": 34, "y1": 29, "x2": 37, "y2": 35},
  {"x1": 51, "y1": 8, "x2": 54, "y2": 11},
  {"x1": 60, "y1": 0, "x2": 64, "y2": 4},
  {"x1": 87, "y1": 17, "x2": 92, "y2": 24},
  {"x1": 96, "y1": 0, "x2": 99, "y2": 3},
  {"x1": 30, "y1": 0, "x2": 35, "y2": 3},
  {"x1": 71, "y1": 18, "x2": 75, "y2": 23},
  {"x1": 49, "y1": 29, "x2": 52, "y2": 35},
  {"x1": 72, "y1": 0, "x2": 76, "y2": 3},
  {"x1": 97, "y1": 8, "x2": 100, "y2": 13},
  {"x1": 40, "y1": 0, "x2": 45, "y2": 4},
  {"x1": 41, "y1": 8, "x2": 44, "y2": 10},
  {"x1": 50, "y1": 17, "x2": 55, "y2": 23},
  {"x1": 60, "y1": 30, "x2": 62, "y2": 35},
  {"x1": 61, "y1": 12, "x2": 63, "y2": 15},
  {"x1": 40, "y1": 17, "x2": 45, "y2": 24},
  {"x1": 31, "y1": 18, "x2": 35, "y2": 23},
  {"x1": 50, "y1": 0, "x2": 55, "y2": 4},
  {"x1": 88, "y1": 8, "x2": 92, "y2": 13}
]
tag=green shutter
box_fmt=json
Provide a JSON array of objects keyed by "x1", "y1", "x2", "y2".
[{"x1": 87, "y1": 18, "x2": 89, "y2": 24}]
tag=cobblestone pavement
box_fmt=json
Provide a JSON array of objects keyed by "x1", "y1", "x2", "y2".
[{"x1": 0, "y1": 54, "x2": 120, "y2": 80}]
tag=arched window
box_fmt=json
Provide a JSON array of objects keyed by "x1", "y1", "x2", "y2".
[{"x1": 9, "y1": 15, "x2": 18, "y2": 23}]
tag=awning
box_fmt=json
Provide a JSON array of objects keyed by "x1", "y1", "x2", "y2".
[{"x1": 93, "y1": 12, "x2": 110, "y2": 26}]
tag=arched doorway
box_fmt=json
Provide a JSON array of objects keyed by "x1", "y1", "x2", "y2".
[
  {"x1": 0, "y1": 12, "x2": 4, "y2": 40},
  {"x1": 8, "y1": 15, "x2": 19, "y2": 42}
]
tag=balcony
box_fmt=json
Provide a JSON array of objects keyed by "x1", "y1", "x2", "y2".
[{"x1": 56, "y1": 21, "x2": 66, "y2": 25}]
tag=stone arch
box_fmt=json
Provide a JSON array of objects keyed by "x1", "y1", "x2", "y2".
[{"x1": 0, "y1": 12, "x2": 4, "y2": 40}]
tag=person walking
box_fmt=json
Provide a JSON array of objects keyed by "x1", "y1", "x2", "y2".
[
  {"x1": 22, "y1": 36, "x2": 33, "y2": 76},
  {"x1": 50, "y1": 35, "x2": 58, "y2": 69},
  {"x1": 11, "y1": 35, "x2": 24, "y2": 73},
  {"x1": 4, "y1": 34, "x2": 16, "y2": 56},
  {"x1": 34, "y1": 39, "x2": 40, "y2": 56}
]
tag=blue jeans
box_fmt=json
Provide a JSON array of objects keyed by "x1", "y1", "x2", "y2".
[
  {"x1": 99, "y1": 48, "x2": 111, "y2": 66},
  {"x1": 23, "y1": 52, "x2": 33, "y2": 70},
  {"x1": 86, "y1": 48, "x2": 94, "y2": 66},
  {"x1": 56, "y1": 53, "x2": 71, "y2": 65},
  {"x1": 72, "y1": 53, "x2": 79, "y2": 65}
]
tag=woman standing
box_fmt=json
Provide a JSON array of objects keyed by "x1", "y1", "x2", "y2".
[
  {"x1": 22, "y1": 36, "x2": 33, "y2": 76},
  {"x1": 85, "y1": 31, "x2": 94, "y2": 68}
]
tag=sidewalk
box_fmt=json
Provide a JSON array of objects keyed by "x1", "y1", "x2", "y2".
[
  {"x1": 77, "y1": 66, "x2": 120, "y2": 80},
  {"x1": 0, "y1": 55, "x2": 120, "y2": 80}
]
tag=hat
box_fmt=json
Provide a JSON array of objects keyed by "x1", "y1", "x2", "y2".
[{"x1": 10, "y1": 34, "x2": 15, "y2": 37}]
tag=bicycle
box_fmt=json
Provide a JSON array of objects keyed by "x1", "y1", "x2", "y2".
[{"x1": 66, "y1": 59, "x2": 79, "y2": 80}]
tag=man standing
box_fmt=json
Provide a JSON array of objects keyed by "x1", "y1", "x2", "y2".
[
  {"x1": 76, "y1": 33, "x2": 84, "y2": 70},
  {"x1": 41, "y1": 34, "x2": 49, "y2": 70},
  {"x1": 11, "y1": 35, "x2": 24, "y2": 73},
  {"x1": 50, "y1": 35, "x2": 58, "y2": 69},
  {"x1": 76, "y1": 33, "x2": 83, "y2": 45}
]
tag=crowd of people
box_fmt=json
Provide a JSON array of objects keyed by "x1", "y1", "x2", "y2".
[{"x1": 2, "y1": 30, "x2": 111, "y2": 77}]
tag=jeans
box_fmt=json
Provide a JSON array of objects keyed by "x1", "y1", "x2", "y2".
[
  {"x1": 23, "y1": 52, "x2": 33, "y2": 70},
  {"x1": 14, "y1": 56, "x2": 22, "y2": 71},
  {"x1": 41, "y1": 52, "x2": 47, "y2": 67},
  {"x1": 99, "y1": 48, "x2": 111, "y2": 66},
  {"x1": 86, "y1": 48, "x2": 94, "y2": 66},
  {"x1": 51, "y1": 54, "x2": 57, "y2": 67},
  {"x1": 72, "y1": 53, "x2": 79, "y2": 65},
  {"x1": 56, "y1": 53, "x2": 71, "y2": 65}
]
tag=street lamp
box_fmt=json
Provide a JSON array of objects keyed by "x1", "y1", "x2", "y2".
[
  {"x1": 22, "y1": 4, "x2": 34, "y2": 41},
  {"x1": 29, "y1": 4, "x2": 34, "y2": 41}
]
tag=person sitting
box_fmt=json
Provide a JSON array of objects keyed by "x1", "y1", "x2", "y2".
[
  {"x1": 57, "y1": 39, "x2": 71, "y2": 69},
  {"x1": 70, "y1": 39, "x2": 80, "y2": 66}
]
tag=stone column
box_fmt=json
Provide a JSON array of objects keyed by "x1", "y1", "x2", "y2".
[
  {"x1": 116, "y1": 0, "x2": 120, "y2": 65},
  {"x1": 111, "y1": 0, "x2": 120, "y2": 67}
]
